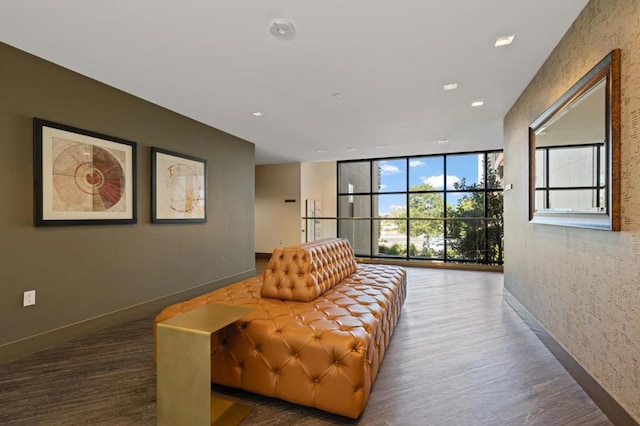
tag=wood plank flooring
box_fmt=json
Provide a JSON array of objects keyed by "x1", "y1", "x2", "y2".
[{"x1": 0, "y1": 265, "x2": 612, "y2": 425}]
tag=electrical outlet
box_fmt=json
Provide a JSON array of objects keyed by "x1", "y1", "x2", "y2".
[
  {"x1": 279, "y1": 239, "x2": 283, "y2": 245},
  {"x1": 23, "y1": 290, "x2": 36, "y2": 307}
]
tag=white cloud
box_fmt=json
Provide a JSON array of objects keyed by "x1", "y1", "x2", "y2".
[
  {"x1": 379, "y1": 162, "x2": 401, "y2": 175},
  {"x1": 379, "y1": 203, "x2": 406, "y2": 216},
  {"x1": 409, "y1": 159, "x2": 425, "y2": 168},
  {"x1": 423, "y1": 174, "x2": 461, "y2": 189},
  {"x1": 379, "y1": 184, "x2": 387, "y2": 190}
]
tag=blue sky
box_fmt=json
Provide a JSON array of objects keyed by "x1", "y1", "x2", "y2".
[{"x1": 376, "y1": 155, "x2": 482, "y2": 216}]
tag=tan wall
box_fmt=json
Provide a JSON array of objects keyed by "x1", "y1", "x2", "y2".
[
  {"x1": 255, "y1": 163, "x2": 302, "y2": 253},
  {"x1": 300, "y1": 161, "x2": 337, "y2": 241},
  {"x1": 255, "y1": 161, "x2": 338, "y2": 252},
  {"x1": 0, "y1": 43, "x2": 256, "y2": 358},
  {"x1": 504, "y1": 0, "x2": 640, "y2": 420}
]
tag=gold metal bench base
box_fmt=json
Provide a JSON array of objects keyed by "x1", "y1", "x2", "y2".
[
  {"x1": 211, "y1": 397, "x2": 252, "y2": 425},
  {"x1": 157, "y1": 304, "x2": 255, "y2": 425}
]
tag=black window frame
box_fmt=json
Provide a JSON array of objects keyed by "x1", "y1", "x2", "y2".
[
  {"x1": 337, "y1": 150, "x2": 504, "y2": 265},
  {"x1": 534, "y1": 143, "x2": 605, "y2": 213}
]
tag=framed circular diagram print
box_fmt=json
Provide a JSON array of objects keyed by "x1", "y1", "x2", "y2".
[
  {"x1": 33, "y1": 118, "x2": 137, "y2": 226},
  {"x1": 151, "y1": 147, "x2": 207, "y2": 223}
]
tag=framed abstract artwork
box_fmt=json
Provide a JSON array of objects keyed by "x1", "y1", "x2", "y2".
[
  {"x1": 151, "y1": 148, "x2": 207, "y2": 223},
  {"x1": 33, "y1": 118, "x2": 137, "y2": 226}
]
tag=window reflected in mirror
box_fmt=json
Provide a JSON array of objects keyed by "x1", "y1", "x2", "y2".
[
  {"x1": 534, "y1": 79, "x2": 606, "y2": 214},
  {"x1": 529, "y1": 49, "x2": 620, "y2": 230}
]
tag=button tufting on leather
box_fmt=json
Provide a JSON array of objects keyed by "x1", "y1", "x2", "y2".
[{"x1": 155, "y1": 238, "x2": 408, "y2": 419}]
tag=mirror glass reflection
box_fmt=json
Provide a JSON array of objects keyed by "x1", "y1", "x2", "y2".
[
  {"x1": 529, "y1": 49, "x2": 620, "y2": 231},
  {"x1": 533, "y1": 79, "x2": 606, "y2": 214}
]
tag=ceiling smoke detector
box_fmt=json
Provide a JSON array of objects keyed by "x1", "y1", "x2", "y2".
[{"x1": 270, "y1": 21, "x2": 296, "y2": 40}]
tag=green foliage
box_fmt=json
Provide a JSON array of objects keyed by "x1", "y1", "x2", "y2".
[
  {"x1": 378, "y1": 243, "x2": 405, "y2": 256},
  {"x1": 381, "y1": 242, "x2": 440, "y2": 258},
  {"x1": 447, "y1": 163, "x2": 504, "y2": 262},
  {"x1": 388, "y1": 183, "x2": 444, "y2": 239}
]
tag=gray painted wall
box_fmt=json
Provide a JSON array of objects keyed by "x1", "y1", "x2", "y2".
[
  {"x1": 0, "y1": 43, "x2": 256, "y2": 359},
  {"x1": 504, "y1": 0, "x2": 640, "y2": 421}
]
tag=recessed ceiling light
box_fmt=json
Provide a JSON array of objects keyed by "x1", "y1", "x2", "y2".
[
  {"x1": 251, "y1": 112, "x2": 264, "y2": 117},
  {"x1": 443, "y1": 83, "x2": 458, "y2": 91},
  {"x1": 270, "y1": 21, "x2": 296, "y2": 40},
  {"x1": 436, "y1": 139, "x2": 449, "y2": 144},
  {"x1": 316, "y1": 149, "x2": 327, "y2": 153},
  {"x1": 471, "y1": 101, "x2": 485, "y2": 107},
  {"x1": 332, "y1": 93, "x2": 342, "y2": 98},
  {"x1": 494, "y1": 34, "x2": 516, "y2": 47},
  {"x1": 347, "y1": 147, "x2": 356, "y2": 151},
  {"x1": 374, "y1": 145, "x2": 383, "y2": 149}
]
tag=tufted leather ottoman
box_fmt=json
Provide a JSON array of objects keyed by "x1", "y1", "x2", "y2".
[{"x1": 154, "y1": 239, "x2": 406, "y2": 418}]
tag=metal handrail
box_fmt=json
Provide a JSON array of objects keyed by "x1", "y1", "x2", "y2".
[{"x1": 302, "y1": 216, "x2": 502, "y2": 221}]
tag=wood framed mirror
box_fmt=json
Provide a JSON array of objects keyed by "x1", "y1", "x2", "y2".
[{"x1": 529, "y1": 49, "x2": 621, "y2": 230}]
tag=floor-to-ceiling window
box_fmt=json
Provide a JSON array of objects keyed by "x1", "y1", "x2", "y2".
[{"x1": 338, "y1": 150, "x2": 504, "y2": 265}]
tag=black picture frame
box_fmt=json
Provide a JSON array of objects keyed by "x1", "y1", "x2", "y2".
[
  {"x1": 151, "y1": 147, "x2": 207, "y2": 224},
  {"x1": 33, "y1": 118, "x2": 137, "y2": 226}
]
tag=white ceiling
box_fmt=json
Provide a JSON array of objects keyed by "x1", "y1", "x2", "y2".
[{"x1": 0, "y1": 1, "x2": 588, "y2": 164}]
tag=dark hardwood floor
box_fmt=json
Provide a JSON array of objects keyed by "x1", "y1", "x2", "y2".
[{"x1": 0, "y1": 264, "x2": 612, "y2": 425}]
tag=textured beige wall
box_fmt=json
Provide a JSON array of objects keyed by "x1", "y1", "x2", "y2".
[
  {"x1": 0, "y1": 43, "x2": 255, "y2": 351},
  {"x1": 504, "y1": 0, "x2": 640, "y2": 421}
]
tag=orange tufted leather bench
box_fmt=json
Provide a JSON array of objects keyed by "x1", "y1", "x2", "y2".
[{"x1": 154, "y1": 238, "x2": 406, "y2": 418}]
